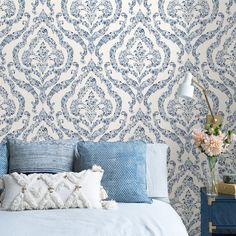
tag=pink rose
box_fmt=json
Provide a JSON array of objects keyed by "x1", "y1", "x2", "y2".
[
  {"x1": 202, "y1": 135, "x2": 224, "y2": 156},
  {"x1": 192, "y1": 128, "x2": 205, "y2": 147}
]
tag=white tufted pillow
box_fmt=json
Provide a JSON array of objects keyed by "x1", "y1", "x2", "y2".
[{"x1": 1, "y1": 165, "x2": 117, "y2": 211}]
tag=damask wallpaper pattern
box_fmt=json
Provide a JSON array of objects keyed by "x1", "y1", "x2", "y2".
[{"x1": 0, "y1": 0, "x2": 235, "y2": 235}]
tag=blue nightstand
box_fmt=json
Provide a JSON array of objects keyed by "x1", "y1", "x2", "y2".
[{"x1": 201, "y1": 187, "x2": 236, "y2": 235}]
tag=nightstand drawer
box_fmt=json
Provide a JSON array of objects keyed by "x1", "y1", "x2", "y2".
[
  {"x1": 201, "y1": 188, "x2": 236, "y2": 235},
  {"x1": 212, "y1": 201, "x2": 236, "y2": 226}
]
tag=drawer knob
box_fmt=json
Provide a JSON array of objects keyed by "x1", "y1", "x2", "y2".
[
  {"x1": 208, "y1": 196, "x2": 215, "y2": 206},
  {"x1": 209, "y1": 222, "x2": 216, "y2": 233}
]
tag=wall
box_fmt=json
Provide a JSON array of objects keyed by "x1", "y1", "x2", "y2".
[{"x1": 0, "y1": 0, "x2": 235, "y2": 234}]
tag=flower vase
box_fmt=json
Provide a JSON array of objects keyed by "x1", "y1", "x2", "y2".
[{"x1": 207, "y1": 156, "x2": 218, "y2": 196}]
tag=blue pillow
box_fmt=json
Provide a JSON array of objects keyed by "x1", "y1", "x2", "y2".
[
  {"x1": 0, "y1": 144, "x2": 8, "y2": 176},
  {"x1": 0, "y1": 144, "x2": 8, "y2": 195},
  {"x1": 8, "y1": 139, "x2": 77, "y2": 174},
  {"x1": 75, "y1": 141, "x2": 151, "y2": 203}
]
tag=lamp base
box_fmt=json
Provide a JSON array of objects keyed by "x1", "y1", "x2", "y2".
[{"x1": 206, "y1": 114, "x2": 222, "y2": 127}]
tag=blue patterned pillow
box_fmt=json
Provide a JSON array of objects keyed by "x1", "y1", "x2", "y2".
[
  {"x1": 0, "y1": 144, "x2": 8, "y2": 195},
  {"x1": 75, "y1": 141, "x2": 151, "y2": 203},
  {"x1": 0, "y1": 144, "x2": 8, "y2": 176},
  {"x1": 8, "y1": 139, "x2": 77, "y2": 174}
]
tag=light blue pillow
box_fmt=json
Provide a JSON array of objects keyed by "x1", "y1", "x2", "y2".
[
  {"x1": 0, "y1": 144, "x2": 8, "y2": 196},
  {"x1": 8, "y1": 139, "x2": 77, "y2": 174},
  {"x1": 75, "y1": 141, "x2": 151, "y2": 203},
  {"x1": 0, "y1": 144, "x2": 8, "y2": 176}
]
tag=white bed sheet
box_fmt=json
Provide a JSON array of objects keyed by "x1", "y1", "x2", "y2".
[{"x1": 0, "y1": 200, "x2": 188, "y2": 236}]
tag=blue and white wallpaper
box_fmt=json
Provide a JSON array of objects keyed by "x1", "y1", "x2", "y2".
[{"x1": 0, "y1": 0, "x2": 235, "y2": 234}]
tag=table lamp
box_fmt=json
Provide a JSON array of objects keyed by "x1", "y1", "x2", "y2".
[{"x1": 177, "y1": 72, "x2": 222, "y2": 126}]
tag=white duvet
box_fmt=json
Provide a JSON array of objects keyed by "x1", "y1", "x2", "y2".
[{"x1": 0, "y1": 200, "x2": 188, "y2": 236}]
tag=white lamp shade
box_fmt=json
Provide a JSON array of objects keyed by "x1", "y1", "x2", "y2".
[{"x1": 177, "y1": 72, "x2": 194, "y2": 98}]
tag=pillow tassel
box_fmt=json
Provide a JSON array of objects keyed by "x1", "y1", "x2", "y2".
[{"x1": 101, "y1": 200, "x2": 118, "y2": 210}]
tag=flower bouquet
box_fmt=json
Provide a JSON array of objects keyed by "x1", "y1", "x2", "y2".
[{"x1": 193, "y1": 124, "x2": 236, "y2": 195}]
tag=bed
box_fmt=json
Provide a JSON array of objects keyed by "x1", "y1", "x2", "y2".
[
  {"x1": 0, "y1": 200, "x2": 188, "y2": 236},
  {"x1": 0, "y1": 140, "x2": 189, "y2": 236}
]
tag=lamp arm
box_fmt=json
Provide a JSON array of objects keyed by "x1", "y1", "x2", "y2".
[{"x1": 192, "y1": 80, "x2": 215, "y2": 121}]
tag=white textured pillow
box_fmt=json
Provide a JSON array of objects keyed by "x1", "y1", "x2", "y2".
[{"x1": 1, "y1": 165, "x2": 116, "y2": 211}]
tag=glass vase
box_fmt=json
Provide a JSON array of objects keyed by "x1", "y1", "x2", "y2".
[{"x1": 207, "y1": 156, "x2": 218, "y2": 196}]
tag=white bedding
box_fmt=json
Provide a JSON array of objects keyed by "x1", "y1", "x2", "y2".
[{"x1": 0, "y1": 200, "x2": 188, "y2": 236}]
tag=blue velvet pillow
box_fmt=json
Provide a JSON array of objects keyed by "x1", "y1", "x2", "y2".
[
  {"x1": 75, "y1": 141, "x2": 151, "y2": 203},
  {"x1": 0, "y1": 144, "x2": 8, "y2": 176},
  {"x1": 8, "y1": 139, "x2": 77, "y2": 174}
]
